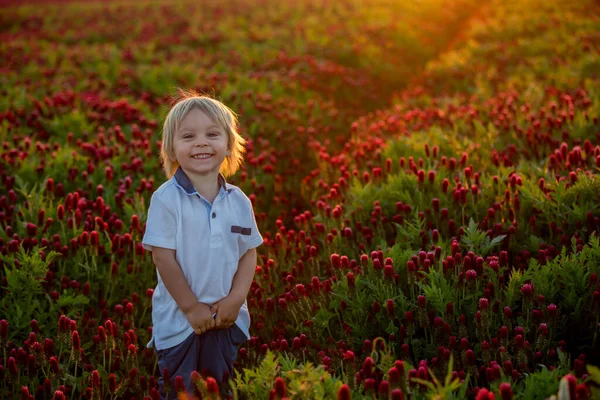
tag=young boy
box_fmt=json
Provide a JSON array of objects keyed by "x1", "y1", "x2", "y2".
[{"x1": 142, "y1": 91, "x2": 262, "y2": 399}]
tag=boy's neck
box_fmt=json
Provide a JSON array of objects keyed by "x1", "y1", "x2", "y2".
[{"x1": 187, "y1": 172, "x2": 221, "y2": 204}]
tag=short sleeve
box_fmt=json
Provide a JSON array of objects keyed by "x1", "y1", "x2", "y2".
[
  {"x1": 142, "y1": 193, "x2": 178, "y2": 251},
  {"x1": 246, "y1": 198, "x2": 263, "y2": 250}
]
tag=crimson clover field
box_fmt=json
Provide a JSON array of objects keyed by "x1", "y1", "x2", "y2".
[{"x1": 1, "y1": 0, "x2": 600, "y2": 399}]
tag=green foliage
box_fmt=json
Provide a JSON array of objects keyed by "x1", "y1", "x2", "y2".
[
  {"x1": 234, "y1": 350, "x2": 343, "y2": 400},
  {"x1": 586, "y1": 365, "x2": 600, "y2": 399},
  {"x1": 519, "y1": 365, "x2": 568, "y2": 400},
  {"x1": 461, "y1": 218, "x2": 506, "y2": 256},
  {"x1": 503, "y1": 268, "x2": 533, "y2": 308},
  {"x1": 410, "y1": 356, "x2": 467, "y2": 400},
  {"x1": 519, "y1": 172, "x2": 600, "y2": 240},
  {"x1": 395, "y1": 214, "x2": 428, "y2": 251},
  {"x1": 57, "y1": 294, "x2": 90, "y2": 309},
  {"x1": 234, "y1": 351, "x2": 280, "y2": 399},
  {"x1": 417, "y1": 268, "x2": 455, "y2": 314},
  {"x1": 0, "y1": 246, "x2": 62, "y2": 341}
]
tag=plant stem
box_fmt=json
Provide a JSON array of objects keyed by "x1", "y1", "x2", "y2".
[
  {"x1": 71, "y1": 360, "x2": 78, "y2": 400},
  {"x1": 71, "y1": 210, "x2": 77, "y2": 240},
  {"x1": 58, "y1": 341, "x2": 64, "y2": 365},
  {"x1": 139, "y1": 307, "x2": 148, "y2": 329},
  {"x1": 108, "y1": 347, "x2": 112, "y2": 374},
  {"x1": 84, "y1": 250, "x2": 90, "y2": 282}
]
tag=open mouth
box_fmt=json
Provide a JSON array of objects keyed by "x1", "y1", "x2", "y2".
[{"x1": 191, "y1": 154, "x2": 213, "y2": 159}]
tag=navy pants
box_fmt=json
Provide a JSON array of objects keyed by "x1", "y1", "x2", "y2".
[{"x1": 155, "y1": 325, "x2": 247, "y2": 399}]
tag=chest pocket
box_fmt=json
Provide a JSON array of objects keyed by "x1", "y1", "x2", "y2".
[
  {"x1": 230, "y1": 224, "x2": 252, "y2": 259},
  {"x1": 215, "y1": 196, "x2": 251, "y2": 261}
]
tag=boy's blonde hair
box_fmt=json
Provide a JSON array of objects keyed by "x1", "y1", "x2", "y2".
[{"x1": 160, "y1": 89, "x2": 246, "y2": 178}]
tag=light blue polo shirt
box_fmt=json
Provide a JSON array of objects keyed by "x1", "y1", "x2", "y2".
[{"x1": 142, "y1": 167, "x2": 263, "y2": 350}]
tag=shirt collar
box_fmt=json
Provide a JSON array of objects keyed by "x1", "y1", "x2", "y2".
[{"x1": 173, "y1": 167, "x2": 232, "y2": 195}]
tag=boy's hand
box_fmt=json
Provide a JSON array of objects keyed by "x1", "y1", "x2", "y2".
[
  {"x1": 184, "y1": 302, "x2": 216, "y2": 335},
  {"x1": 211, "y1": 295, "x2": 243, "y2": 329}
]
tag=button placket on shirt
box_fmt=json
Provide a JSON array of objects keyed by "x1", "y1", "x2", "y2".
[
  {"x1": 208, "y1": 188, "x2": 227, "y2": 223},
  {"x1": 197, "y1": 188, "x2": 228, "y2": 248}
]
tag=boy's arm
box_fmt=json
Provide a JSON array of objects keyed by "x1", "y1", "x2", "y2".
[
  {"x1": 229, "y1": 247, "x2": 257, "y2": 304},
  {"x1": 152, "y1": 247, "x2": 204, "y2": 315},
  {"x1": 213, "y1": 248, "x2": 257, "y2": 328}
]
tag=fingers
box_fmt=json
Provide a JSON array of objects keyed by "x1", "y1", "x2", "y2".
[
  {"x1": 218, "y1": 319, "x2": 233, "y2": 329},
  {"x1": 204, "y1": 319, "x2": 212, "y2": 333},
  {"x1": 195, "y1": 317, "x2": 216, "y2": 335},
  {"x1": 215, "y1": 314, "x2": 235, "y2": 329}
]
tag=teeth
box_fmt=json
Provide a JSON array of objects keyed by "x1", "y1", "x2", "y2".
[{"x1": 192, "y1": 154, "x2": 212, "y2": 159}]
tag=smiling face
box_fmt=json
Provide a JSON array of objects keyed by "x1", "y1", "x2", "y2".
[{"x1": 172, "y1": 107, "x2": 229, "y2": 180}]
